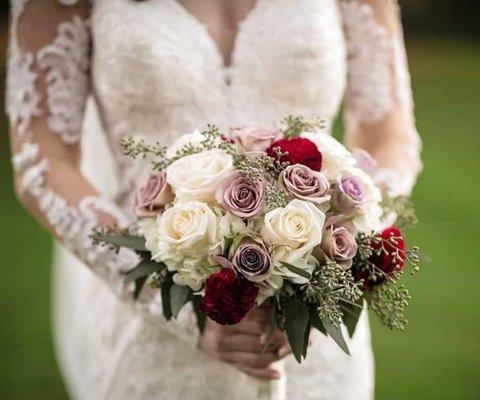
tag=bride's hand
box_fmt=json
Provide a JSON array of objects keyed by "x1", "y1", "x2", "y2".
[{"x1": 198, "y1": 306, "x2": 291, "y2": 380}]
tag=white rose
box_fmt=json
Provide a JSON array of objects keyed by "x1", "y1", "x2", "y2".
[
  {"x1": 301, "y1": 132, "x2": 356, "y2": 179},
  {"x1": 261, "y1": 199, "x2": 326, "y2": 265},
  {"x1": 145, "y1": 201, "x2": 220, "y2": 290},
  {"x1": 166, "y1": 130, "x2": 207, "y2": 159},
  {"x1": 166, "y1": 149, "x2": 234, "y2": 203}
]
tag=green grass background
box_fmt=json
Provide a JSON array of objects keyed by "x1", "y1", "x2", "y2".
[{"x1": 1, "y1": 29, "x2": 479, "y2": 399}]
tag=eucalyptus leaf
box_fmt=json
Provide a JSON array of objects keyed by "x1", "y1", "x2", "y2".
[
  {"x1": 134, "y1": 276, "x2": 148, "y2": 300},
  {"x1": 341, "y1": 301, "x2": 363, "y2": 337},
  {"x1": 170, "y1": 284, "x2": 192, "y2": 318},
  {"x1": 302, "y1": 323, "x2": 311, "y2": 358},
  {"x1": 125, "y1": 259, "x2": 163, "y2": 283},
  {"x1": 192, "y1": 296, "x2": 206, "y2": 333},
  {"x1": 285, "y1": 300, "x2": 310, "y2": 363},
  {"x1": 309, "y1": 307, "x2": 326, "y2": 335},
  {"x1": 96, "y1": 234, "x2": 147, "y2": 251},
  {"x1": 321, "y1": 317, "x2": 350, "y2": 355},
  {"x1": 280, "y1": 262, "x2": 311, "y2": 280},
  {"x1": 161, "y1": 278, "x2": 173, "y2": 321}
]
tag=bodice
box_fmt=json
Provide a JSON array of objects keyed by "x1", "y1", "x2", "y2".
[{"x1": 91, "y1": 0, "x2": 347, "y2": 164}]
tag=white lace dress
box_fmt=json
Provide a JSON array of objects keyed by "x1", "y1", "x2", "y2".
[{"x1": 6, "y1": 1, "x2": 422, "y2": 399}]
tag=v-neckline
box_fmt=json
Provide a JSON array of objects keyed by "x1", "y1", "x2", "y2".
[{"x1": 168, "y1": 0, "x2": 260, "y2": 69}]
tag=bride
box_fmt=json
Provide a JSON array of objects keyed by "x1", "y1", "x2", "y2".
[{"x1": 6, "y1": 0, "x2": 421, "y2": 399}]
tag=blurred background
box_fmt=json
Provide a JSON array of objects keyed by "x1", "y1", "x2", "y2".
[{"x1": 1, "y1": 1, "x2": 479, "y2": 399}]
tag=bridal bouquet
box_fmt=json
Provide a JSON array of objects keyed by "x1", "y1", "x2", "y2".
[{"x1": 93, "y1": 116, "x2": 420, "y2": 362}]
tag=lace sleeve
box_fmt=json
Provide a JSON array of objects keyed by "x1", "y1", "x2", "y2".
[
  {"x1": 6, "y1": 0, "x2": 199, "y2": 347},
  {"x1": 340, "y1": 0, "x2": 422, "y2": 196}
]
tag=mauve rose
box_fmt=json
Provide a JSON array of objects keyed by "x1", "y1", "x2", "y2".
[
  {"x1": 280, "y1": 164, "x2": 330, "y2": 207},
  {"x1": 229, "y1": 126, "x2": 281, "y2": 152},
  {"x1": 135, "y1": 171, "x2": 174, "y2": 217},
  {"x1": 320, "y1": 216, "x2": 358, "y2": 269},
  {"x1": 335, "y1": 175, "x2": 366, "y2": 215},
  {"x1": 215, "y1": 171, "x2": 265, "y2": 218},
  {"x1": 233, "y1": 239, "x2": 272, "y2": 282}
]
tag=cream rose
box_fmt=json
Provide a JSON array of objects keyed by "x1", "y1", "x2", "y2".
[
  {"x1": 166, "y1": 149, "x2": 234, "y2": 203},
  {"x1": 261, "y1": 199, "x2": 326, "y2": 265},
  {"x1": 145, "y1": 201, "x2": 220, "y2": 290},
  {"x1": 301, "y1": 132, "x2": 356, "y2": 179}
]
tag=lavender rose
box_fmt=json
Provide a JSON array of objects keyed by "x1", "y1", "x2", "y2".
[
  {"x1": 335, "y1": 175, "x2": 366, "y2": 215},
  {"x1": 280, "y1": 164, "x2": 331, "y2": 208},
  {"x1": 233, "y1": 239, "x2": 272, "y2": 282},
  {"x1": 320, "y1": 216, "x2": 358, "y2": 269},
  {"x1": 135, "y1": 171, "x2": 174, "y2": 217},
  {"x1": 215, "y1": 171, "x2": 265, "y2": 218},
  {"x1": 229, "y1": 126, "x2": 281, "y2": 153}
]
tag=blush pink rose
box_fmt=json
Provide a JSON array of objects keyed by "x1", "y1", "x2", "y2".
[
  {"x1": 215, "y1": 171, "x2": 265, "y2": 218},
  {"x1": 135, "y1": 171, "x2": 174, "y2": 217},
  {"x1": 229, "y1": 126, "x2": 281, "y2": 153}
]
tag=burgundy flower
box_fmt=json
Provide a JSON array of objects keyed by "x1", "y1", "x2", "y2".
[
  {"x1": 266, "y1": 137, "x2": 322, "y2": 171},
  {"x1": 200, "y1": 269, "x2": 259, "y2": 325},
  {"x1": 354, "y1": 227, "x2": 406, "y2": 290}
]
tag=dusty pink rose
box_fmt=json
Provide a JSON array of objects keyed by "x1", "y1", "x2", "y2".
[
  {"x1": 320, "y1": 216, "x2": 357, "y2": 269},
  {"x1": 215, "y1": 171, "x2": 265, "y2": 218},
  {"x1": 229, "y1": 126, "x2": 281, "y2": 153},
  {"x1": 352, "y1": 148, "x2": 378, "y2": 176},
  {"x1": 335, "y1": 175, "x2": 366, "y2": 215},
  {"x1": 280, "y1": 164, "x2": 331, "y2": 207},
  {"x1": 135, "y1": 171, "x2": 174, "y2": 217}
]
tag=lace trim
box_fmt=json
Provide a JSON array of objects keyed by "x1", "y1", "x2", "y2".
[
  {"x1": 6, "y1": 1, "x2": 41, "y2": 137},
  {"x1": 340, "y1": 1, "x2": 393, "y2": 124},
  {"x1": 37, "y1": 16, "x2": 90, "y2": 144}
]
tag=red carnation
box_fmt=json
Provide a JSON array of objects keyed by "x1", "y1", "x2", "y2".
[
  {"x1": 200, "y1": 269, "x2": 259, "y2": 325},
  {"x1": 354, "y1": 227, "x2": 406, "y2": 290},
  {"x1": 266, "y1": 137, "x2": 322, "y2": 171}
]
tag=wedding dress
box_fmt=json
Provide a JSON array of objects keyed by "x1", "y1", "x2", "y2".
[{"x1": 6, "y1": 0, "x2": 422, "y2": 399}]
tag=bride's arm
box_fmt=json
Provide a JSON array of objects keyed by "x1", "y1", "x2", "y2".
[
  {"x1": 340, "y1": 0, "x2": 422, "y2": 196},
  {"x1": 6, "y1": 0, "x2": 202, "y2": 346}
]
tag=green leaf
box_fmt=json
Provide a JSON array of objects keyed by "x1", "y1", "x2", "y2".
[
  {"x1": 309, "y1": 307, "x2": 326, "y2": 335},
  {"x1": 170, "y1": 284, "x2": 192, "y2": 318},
  {"x1": 341, "y1": 301, "x2": 363, "y2": 337},
  {"x1": 161, "y1": 278, "x2": 173, "y2": 321},
  {"x1": 321, "y1": 317, "x2": 350, "y2": 355},
  {"x1": 192, "y1": 296, "x2": 206, "y2": 333},
  {"x1": 284, "y1": 300, "x2": 310, "y2": 363},
  {"x1": 280, "y1": 262, "x2": 312, "y2": 280},
  {"x1": 134, "y1": 276, "x2": 148, "y2": 300},
  {"x1": 125, "y1": 259, "x2": 163, "y2": 283},
  {"x1": 96, "y1": 233, "x2": 147, "y2": 251},
  {"x1": 302, "y1": 323, "x2": 311, "y2": 358}
]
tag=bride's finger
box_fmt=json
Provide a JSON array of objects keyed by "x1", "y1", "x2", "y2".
[
  {"x1": 229, "y1": 320, "x2": 269, "y2": 336},
  {"x1": 220, "y1": 351, "x2": 281, "y2": 368},
  {"x1": 219, "y1": 333, "x2": 281, "y2": 353},
  {"x1": 234, "y1": 364, "x2": 280, "y2": 381}
]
